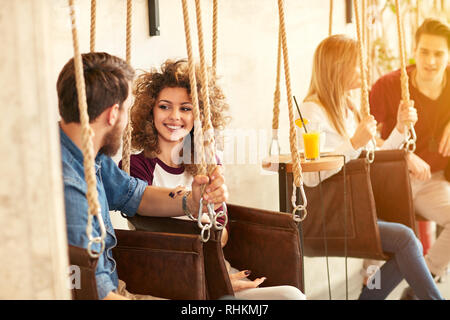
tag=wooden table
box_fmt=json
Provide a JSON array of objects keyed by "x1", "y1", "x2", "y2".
[{"x1": 262, "y1": 154, "x2": 344, "y2": 212}]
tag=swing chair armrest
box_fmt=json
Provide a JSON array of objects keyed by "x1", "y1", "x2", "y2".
[
  {"x1": 370, "y1": 149, "x2": 408, "y2": 163},
  {"x1": 128, "y1": 214, "x2": 200, "y2": 235},
  {"x1": 226, "y1": 203, "x2": 297, "y2": 229}
]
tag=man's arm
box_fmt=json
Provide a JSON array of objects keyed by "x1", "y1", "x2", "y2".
[{"x1": 137, "y1": 166, "x2": 228, "y2": 217}]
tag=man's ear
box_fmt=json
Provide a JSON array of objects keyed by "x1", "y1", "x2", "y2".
[{"x1": 105, "y1": 104, "x2": 120, "y2": 126}]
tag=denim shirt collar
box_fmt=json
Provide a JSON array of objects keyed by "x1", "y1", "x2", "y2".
[{"x1": 59, "y1": 124, "x2": 102, "y2": 172}]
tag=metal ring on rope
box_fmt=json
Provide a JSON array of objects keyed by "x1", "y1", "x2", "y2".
[
  {"x1": 291, "y1": 183, "x2": 308, "y2": 222},
  {"x1": 366, "y1": 149, "x2": 375, "y2": 164},
  {"x1": 292, "y1": 205, "x2": 308, "y2": 223},
  {"x1": 405, "y1": 124, "x2": 417, "y2": 153},
  {"x1": 200, "y1": 225, "x2": 211, "y2": 243},
  {"x1": 211, "y1": 202, "x2": 228, "y2": 230},
  {"x1": 197, "y1": 198, "x2": 213, "y2": 242},
  {"x1": 405, "y1": 140, "x2": 416, "y2": 153},
  {"x1": 365, "y1": 137, "x2": 376, "y2": 164},
  {"x1": 86, "y1": 209, "x2": 106, "y2": 258}
]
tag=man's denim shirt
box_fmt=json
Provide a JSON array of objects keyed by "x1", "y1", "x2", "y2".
[{"x1": 59, "y1": 127, "x2": 148, "y2": 299}]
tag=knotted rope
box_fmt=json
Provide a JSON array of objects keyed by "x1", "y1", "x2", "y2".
[
  {"x1": 121, "y1": 0, "x2": 133, "y2": 174},
  {"x1": 395, "y1": 0, "x2": 417, "y2": 152},
  {"x1": 354, "y1": 0, "x2": 376, "y2": 163},
  {"x1": 69, "y1": 0, "x2": 106, "y2": 258},
  {"x1": 277, "y1": 0, "x2": 307, "y2": 221}
]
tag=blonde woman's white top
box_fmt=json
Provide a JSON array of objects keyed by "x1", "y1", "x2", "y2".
[{"x1": 299, "y1": 100, "x2": 406, "y2": 187}]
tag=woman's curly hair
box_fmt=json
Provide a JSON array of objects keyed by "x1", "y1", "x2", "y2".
[{"x1": 131, "y1": 59, "x2": 230, "y2": 175}]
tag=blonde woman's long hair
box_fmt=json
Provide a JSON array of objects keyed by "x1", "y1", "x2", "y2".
[{"x1": 304, "y1": 34, "x2": 361, "y2": 136}]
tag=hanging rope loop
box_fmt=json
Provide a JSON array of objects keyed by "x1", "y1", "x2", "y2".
[
  {"x1": 181, "y1": 0, "x2": 227, "y2": 240},
  {"x1": 394, "y1": 0, "x2": 417, "y2": 153},
  {"x1": 86, "y1": 209, "x2": 107, "y2": 258},
  {"x1": 69, "y1": 0, "x2": 106, "y2": 258},
  {"x1": 277, "y1": 0, "x2": 307, "y2": 219},
  {"x1": 121, "y1": 0, "x2": 133, "y2": 174},
  {"x1": 193, "y1": 0, "x2": 227, "y2": 234},
  {"x1": 354, "y1": 0, "x2": 375, "y2": 164}
]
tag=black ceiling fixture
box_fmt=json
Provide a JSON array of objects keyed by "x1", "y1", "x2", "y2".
[
  {"x1": 346, "y1": 0, "x2": 353, "y2": 24},
  {"x1": 148, "y1": 0, "x2": 160, "y2": 36}
]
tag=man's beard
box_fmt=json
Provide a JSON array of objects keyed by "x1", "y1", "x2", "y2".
[{"x1": 99, "y1": 123, "x2": 122, "y2": 157}]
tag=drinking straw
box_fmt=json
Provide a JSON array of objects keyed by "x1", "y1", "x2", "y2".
[{"x1": 293, "y1": 96, "x2": 308, "y2": 133}]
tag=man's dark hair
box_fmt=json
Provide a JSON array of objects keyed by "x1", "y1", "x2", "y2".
[
  {"x1": 57, "y1": 52, "x2": 135, "y2": 123},
  {"x1": 415, "y1": 18, "x2": 450, "y2": 49}
]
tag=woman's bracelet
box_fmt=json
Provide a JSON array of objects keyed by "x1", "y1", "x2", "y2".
[{"x1": 182, "y1": 191, "x2": 195, "y2": 220}]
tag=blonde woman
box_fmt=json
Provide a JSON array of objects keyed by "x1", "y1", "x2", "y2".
[{"x1": 299, "y1": 35, "x2": 443, "y2": 300}]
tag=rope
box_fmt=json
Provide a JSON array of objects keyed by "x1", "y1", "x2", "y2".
[
  {"x1": 329, "y1": 0, "x2": 333, "y2": 36},
  {"x1": 395, "y1": 0, "x2": 410, "y2": 102},
  {"x1": 277, "y1": 0, "x2": 303, "y2": 188},
  {"x1": 353, "y1": 0, "x2": 370, "y2": 117},
  {"x1": 395, "y1": 0, "x2": 417, "y2": 152},
  {"x1": 126, "y1": 0, "x2": 132, "y2": 64},
  {"x1": 181, "y1": 0, "x2": 206, "y2": 176},
  {"x1": 182, "y1": 0, "x2": 227, "y2": 242},
  {"x1": 68, "y1": 0, "x2": 106, "y2": 258},
  {"x1": 366, "y1": 0, "x2": 372, "y2": 86},
  {"x1": 69, "y1": 0, "x2": 101, "y2": 218},
  {"x1": 194, "y1": 0, "x2": 217, "y2": 175},
  {"x1": 272, "y1": 26, "x2": 282, "y2": 131},
  {"x1": 362, "y1": 0, "x2": 366, "y2": 52},
  {"x1": 417, "y1": 0, "x2": 420, "y2": 31},
  {"x1": 212, "y1": 0, "x2": 218, "y2": 77},
  {"x1": 90, "y1": 0, "x2": 96, "y2": 52},
  {"x1": 354, "y1": 0, "x2": 377, "y2": 163},
  {"x1": 121, "y1": 0, "x2": 133, "y2": 174}
]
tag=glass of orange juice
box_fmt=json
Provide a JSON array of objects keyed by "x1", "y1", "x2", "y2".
[{"x1": 302, "y1": 123, "x2": 321, "y2": 161}]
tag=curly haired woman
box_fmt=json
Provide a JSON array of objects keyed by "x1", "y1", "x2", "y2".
[{"x1": 120, "y1": 59, "x2": 305, "y2": 300}]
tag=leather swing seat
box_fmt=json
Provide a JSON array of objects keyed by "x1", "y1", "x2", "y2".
[
  {"x1": 69, "y1": 203, "x2": 303, "y2": 300},
  {"x1": 301, "y1": 149, "x2": 417, "y2": 260}
]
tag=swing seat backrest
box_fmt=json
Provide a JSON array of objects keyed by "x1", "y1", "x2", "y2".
[
  {"x1": 68, "y1": 228, "x2": 208, "y2": 300},
  {"x1": 129, "y1": 203, "x2": 304, "y2": 298},
  {"x1": 302, "y1": 149, "x2": 415, "y2": 260},
  {"x1": 68, "y1": 245, "x2": 99, "y2": 300},
  {"x1": 302, "y1": 156, "x2": 385, "y2": 259},
  {"x1": 368, "y1": 149, "x2": 416, "y2": 233},
  {"x1": 128, "y1": 215, "x2": 233, "y2": 300},
  {"x1": 113, "y1": 229, "x2": 208, "y2": 300},
  {"x1": 223, "y1": 204, "x2": 304, "y2": 291}
]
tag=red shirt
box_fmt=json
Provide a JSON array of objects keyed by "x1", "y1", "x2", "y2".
[{"x1": 370, "y1": 65, "x2": 450, "y2": 172}]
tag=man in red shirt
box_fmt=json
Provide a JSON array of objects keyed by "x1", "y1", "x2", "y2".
[{"x1": 370, "y1": 18, "x2": 450, "y2": 281}]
